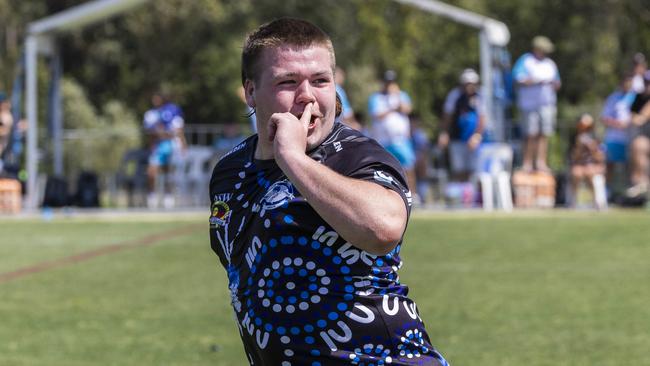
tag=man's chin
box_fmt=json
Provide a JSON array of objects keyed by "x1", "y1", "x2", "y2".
[{"x1": 306, "y1": 121, "x2": 334, "y2": 150}]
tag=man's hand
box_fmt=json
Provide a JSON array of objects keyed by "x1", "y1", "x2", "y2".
[
  {"x1": 268, "y1": 103, "x2": 313, "y2": 162},
  {"x1": 467, "y1": 133, "x2": 482, "y2": 150}
]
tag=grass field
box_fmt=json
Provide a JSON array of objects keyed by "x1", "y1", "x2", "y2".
[{"x1": 1, "y1": 210, "x2": 650, "y2": 365}]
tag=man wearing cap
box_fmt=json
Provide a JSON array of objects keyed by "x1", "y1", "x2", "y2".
[
  {"x1": 438, "y1": 68, "x2": 486, "y2": 180},
  {"x1": 512, "y1": 35, "x2": 561, "y2": 173}
]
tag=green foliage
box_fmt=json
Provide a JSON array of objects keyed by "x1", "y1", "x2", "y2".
[
  {"x1": 3, "y1": 0, "x2": 650, "y2": 175},
  {"x1": 60, "y1": 78, "x2": 140, "y2": 180}
]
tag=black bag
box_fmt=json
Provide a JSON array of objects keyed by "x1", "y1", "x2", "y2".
[
  {"x1": 74, "y1": 171, "x2": 100, "y2": 207},
  {"x1": 42, "y1": 175, "x2": 69, "y2": 207}
]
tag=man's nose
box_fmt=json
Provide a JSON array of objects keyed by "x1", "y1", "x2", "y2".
[{"x1": 295, "y1": 80, "x2": 316, "y2": 105}]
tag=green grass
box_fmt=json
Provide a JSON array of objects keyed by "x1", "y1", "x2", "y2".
[{"x1": 1, "y1": 210, "x2": 650, "y2": 365}]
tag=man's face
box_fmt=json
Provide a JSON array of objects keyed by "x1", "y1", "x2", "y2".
[
  {"x1": 245, "y1": 45, "x2": 336, "y2": 153},
  {"x1": 463, "y1": 82, "x2": 478, "y2": 95},
  {"x1": 533, "y1": 48, "x2": 546, "y2": 59},
  {"x1": 622, "y1": 77, "x2": 633, "y2": 92}
]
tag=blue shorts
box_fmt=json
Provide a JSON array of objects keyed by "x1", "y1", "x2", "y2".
[
  {"x1": 149, "y1": 140, "x2": 174, "y2": 166},
  {"x1": 605, "y1": 141, "x2": 627, "y2": 163},
  {"x1": 386, "y1": 141, "x2": 416, "y2": 169}
]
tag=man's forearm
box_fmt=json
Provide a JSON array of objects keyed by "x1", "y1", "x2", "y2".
[{"x1": 276, "y1": 152, "x2": 407, "y2": 255}]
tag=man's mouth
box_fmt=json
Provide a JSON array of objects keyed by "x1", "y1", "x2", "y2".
[
  {"x1": 308, "y1": 115, "x2": 318, "y2": 128},
  {"x1": 298, "y1": 112, "x2": 322, "y2": 129}
]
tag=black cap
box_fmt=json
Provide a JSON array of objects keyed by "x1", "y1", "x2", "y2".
[{"x1": 383, "y1": 70, "x2": 397, "y2": 82}]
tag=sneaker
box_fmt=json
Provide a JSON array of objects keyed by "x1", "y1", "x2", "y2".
[
  {"x1": 147, "y1": 193, "x2": 159, "y2": 209},
  {"x1": 626, "y1": 182, "x2": 649, "y2": 198},
  {"x1": 163, "y1": 194, "x2": 175, "y2": 209}
]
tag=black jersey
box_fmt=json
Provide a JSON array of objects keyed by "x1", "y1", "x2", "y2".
[{"x1": 209, "y1": 123, "x2": 448, "y2": 366}]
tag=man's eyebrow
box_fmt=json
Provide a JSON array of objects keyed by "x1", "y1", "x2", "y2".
[
  {"x1": 273, "y1": 71, "x2": 332, "y2": 79},
  {"x1": 312, "y1": 71, "x2": 332, "y2": 78},
  {"x1": 273, "y1": 72, "x2": 299, "y2": 79}
]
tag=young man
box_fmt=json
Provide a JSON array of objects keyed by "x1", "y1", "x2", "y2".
[{"x1": 209, "y1": 18, "x2": 448, "y2": 365}]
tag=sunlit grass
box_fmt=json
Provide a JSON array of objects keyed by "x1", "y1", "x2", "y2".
[{"x1": 1, "y1": 210, "x2": 649, "y2": 365}]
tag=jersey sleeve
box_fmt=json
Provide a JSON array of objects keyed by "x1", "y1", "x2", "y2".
[{"x1": 337, "y1": 140, "x2": 412, "y2": 213}]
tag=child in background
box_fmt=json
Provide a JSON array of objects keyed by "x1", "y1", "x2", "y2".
[{"x1": 569, "y1": 113, "x2": 606, "y2": 208}]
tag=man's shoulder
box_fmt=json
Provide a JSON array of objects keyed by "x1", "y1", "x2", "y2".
[
  {"x1": 368, "y1": 91, "x2": 383, "y2": 102},
  {"x1": 515, "y1": 52, "x2": 533, "y2": 64},
  {"x1": 214, "y1": 135, "x2": 255, "y2": 168},
  {"x1": 317, "y1": 124, "x2": 398, "y2": 170}
]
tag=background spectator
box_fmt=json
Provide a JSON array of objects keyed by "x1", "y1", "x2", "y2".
[
  {"x1": 335, "y1": 66, "x2": 362, "y2": 130},
  {"x1": 631, "y1": 53, "x2": 647, "y2": 94},
  {"x1": 568, "y1": 113, "x2": 605, "y2": 208},
  {"x1": 143, "y1": 91, "x2": 186, "y2": 208},
  {"x1": 512, "y1": 35, "x2": 561, "y2": 173},
  {"x1": 601, "y1": 73, "x2": 635, "y2": 196},
  {"x1": 438, "y1": 68, "x2": 485, "y2": 181},
  {"x1": 0, "y1": 92, "x2": 14, "y2": 157},
  {"x1": 368, "y1": 70, "x2": 416, "y2": 191},
  {"x1": 627, "y1": 71, "x2": 650, "y2": 198},
  {"x1": 410, "y1": 114, "x2": 432, "y2": 204}
]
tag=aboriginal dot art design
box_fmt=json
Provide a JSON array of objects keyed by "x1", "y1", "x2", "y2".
[{"x1": 210, "y1": 123, "x2": 449, "y2": 365}]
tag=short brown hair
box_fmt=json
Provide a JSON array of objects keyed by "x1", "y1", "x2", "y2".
[{"x1": 241, "y1": 18, "x2": 335, "y2": 85}]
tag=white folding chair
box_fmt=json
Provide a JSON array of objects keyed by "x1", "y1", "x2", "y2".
[{"x1": 474, "y1": 143, "x2": 514, "y2": 212}]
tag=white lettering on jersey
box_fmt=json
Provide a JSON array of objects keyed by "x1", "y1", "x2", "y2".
[
  {"x1": 214, "y1": 193, "x2": 233, "y2": 202},
  {"x1": 334, "y1": 141, "x2": 343, "y2": 152},
  {"x1": 346, "y1": 303, "x2": 375, "y2": 324},
  {"x1": 245, "y1": 236, "x2": 263, "y2": 269}
]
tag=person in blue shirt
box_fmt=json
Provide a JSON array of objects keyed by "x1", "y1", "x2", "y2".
[
  {"x1": 334, "y1": 66, "x2": 362, "y2": 131},
  {"x1": 438, "y1": 68, "x2": 485, "y2": 181},
  {"x1": 601, "y1": 73, "x2": 636, "y2": 194},
  {"x1": 368, "y1": 70, "x2": 417, "y2": 191},
  {"x1": 143, "y1": 91, "x2": 186, "y2": 208}
]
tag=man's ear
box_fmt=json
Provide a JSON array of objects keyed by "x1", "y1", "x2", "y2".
[{"x1": 244, "y1": 80, "x2": 255, "y2": 108}]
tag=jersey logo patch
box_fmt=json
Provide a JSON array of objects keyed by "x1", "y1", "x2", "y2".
[
  {"x1": 261, "y1": 180, "x2": 295, "y2": 210},
  {"x1": 373, "y1": 170, "x2": 394, "y2": 185},
  {"x1": 210, "y1": 200, "x2": 232, "y2": 227}
]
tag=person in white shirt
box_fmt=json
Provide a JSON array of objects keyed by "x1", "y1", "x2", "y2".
[{"x1": 512, "y1": 36, "x2": 561, "y2": 173}]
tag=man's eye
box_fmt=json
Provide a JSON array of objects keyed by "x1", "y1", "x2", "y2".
[
  {"x1": 313, "y1": 79, "x2": 329, "y2": 85},
  {"x1": 278, "y1": 80, "x2": 295, "y2": 85}
]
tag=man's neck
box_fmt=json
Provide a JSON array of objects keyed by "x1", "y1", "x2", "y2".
[{"x1": 254, "y1": 139, "x2": 274, "y2": 160}]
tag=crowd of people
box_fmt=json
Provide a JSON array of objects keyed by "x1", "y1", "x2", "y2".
[
  {"x1": 330, "y1": 36, "x2": 650, "y2": 209},
  {"x1": 2, "y1": 34, "x2": 650, "y2": 211}
]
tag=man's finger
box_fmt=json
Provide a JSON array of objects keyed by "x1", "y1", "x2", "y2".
[
  {"x1": 300, "y1": 103, "x2": 313, "y2": 125},
  {"x1": 268, "y1": 114, "x2": 279, "y2": 141}
]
